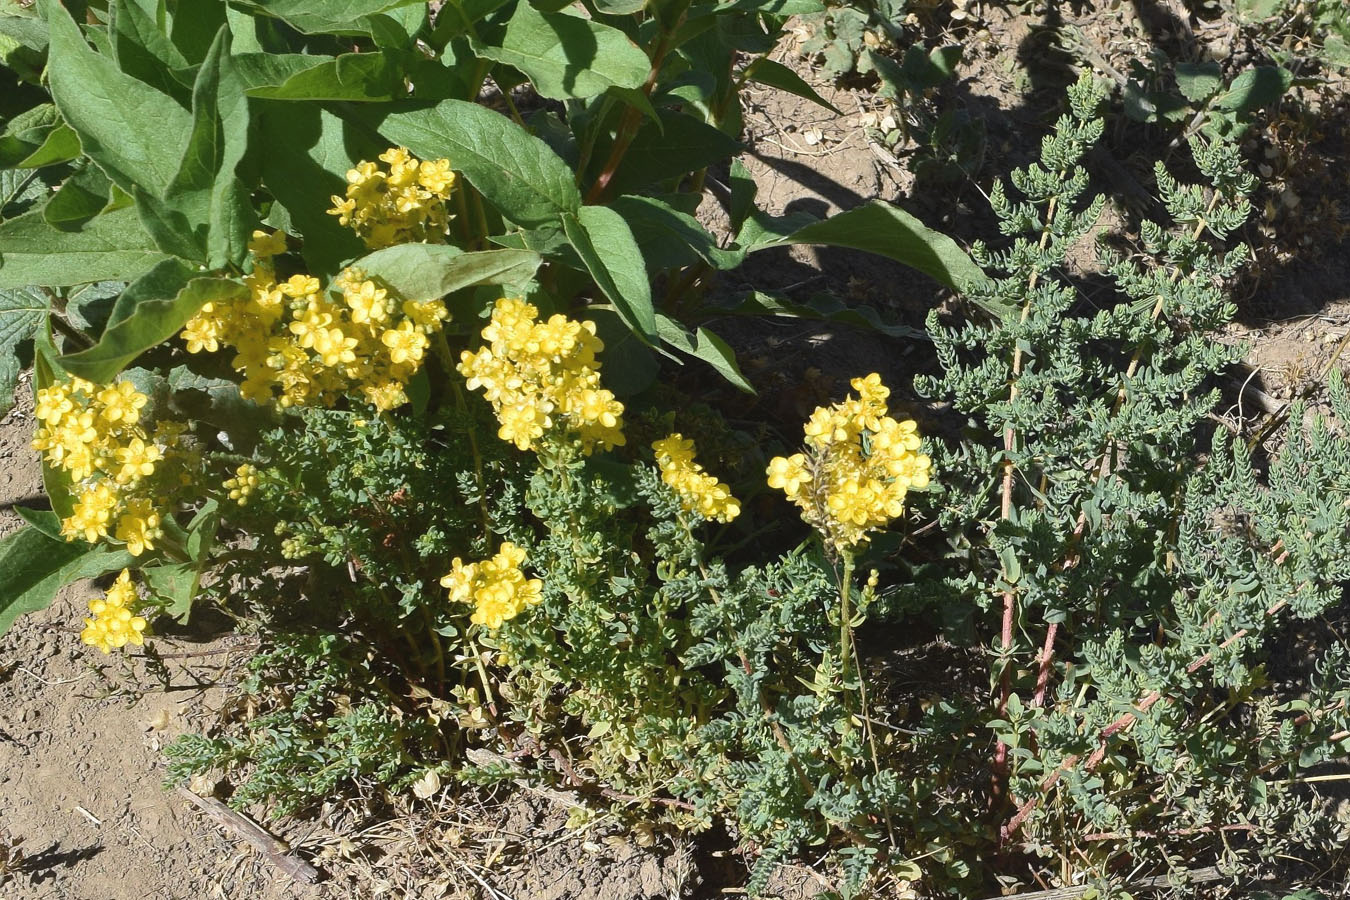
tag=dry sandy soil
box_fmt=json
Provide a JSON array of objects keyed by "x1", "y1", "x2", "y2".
[{"x1": 3, "y1": 4, "x2": 1350, "y2": 898}]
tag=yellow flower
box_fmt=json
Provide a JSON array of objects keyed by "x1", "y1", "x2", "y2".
[
  {"x1": 767, "y1": 374, "x2": 932, "y2": 550},
  {"x1": 247, "y1": 229, "x2": 288, "y2": 258},
  {"x1": 652, "y1": 434, "x2": 740, "y2": 523},
  {"x1": 63, "y1": 482, "x2": 119, "y2": 543},
  {"x1": 113, "y1": 437, "x2": 161, "y2": 486},
  {"x1": 381, "y1": 320, "x2": 428, "y2": 366},
  {"x1": 80, "y1": 570, "x2": 149, "y2": 653},
  {"x1": 441, "y1": 541, "x2": 543, "y2": 629},
  {"x1": 459, "y1": 299, "x2": 624, "y2": 455},
  {"x1": 114, "y1": 498, "x2": 161, "y2": 556},
  {"x1": 327, "y1": 147, "x2": 457, "y2": 249}
]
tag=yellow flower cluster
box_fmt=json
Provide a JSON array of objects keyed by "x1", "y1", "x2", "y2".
[
  {"x1": 767, "y1": 373, "x2": 931, "y2": 551},
  {"x1": 223, "y1": 464, "x2": 259, "y2": 505},
  {"x1": 80, "y1": 570, "x2": 149, "y2": 653},
  {"x1": 328, "y1": 147, "x2": 457, "y2": 249},
  {"x1": 440, "y1": 542, "x2": 544, "y2": 630},
  {"x1": 652, "y1": 434, "x2": 741, "y2": 523},
  {"x1": 459, "y1": 298, "x2": 625, "y2": 455},
  {"x1": 180, "y1": 231, "x2": 449, "y2": 410},
  {"x1": 32, "y1": 378, "x2": 170, "y2": 554}
]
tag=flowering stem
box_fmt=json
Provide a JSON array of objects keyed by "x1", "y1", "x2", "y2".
[
  {"x1": 438, "y1": 332, "x2": 491, "y2": 542},
  {"x1": 839, "y1": 549, "x2": 855, "y2": 686},
  {"x1": 471, "y1": 629, "x2": 499, "y2": 717}
]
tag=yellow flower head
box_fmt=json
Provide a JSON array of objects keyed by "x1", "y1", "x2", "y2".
[
  {"x1": 440, "y1": 541, "x2": 544, "y2": 630},
  {"x1": 223, "y1": 463, "x2": 260, "y2": 505},
  {"x1": 327, "y1": 147, "x2": 457, "y2": 249},
  {"x1": 652, "y1": 434, "x2": 741, "y2": 523},
  {"x1": 178, "y1": 244, "x2": 448, "y2": 412},
  {"x1": 80, "y1": 570, "x2": 149, "y2": 653},
  {"x1": 459, "y1": 299, "x2": 624, "y2": 455},
  {"x1": 767, "y1": 373, "x2": 931, "y2": 551}
]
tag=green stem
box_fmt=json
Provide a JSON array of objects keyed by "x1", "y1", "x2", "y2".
[
  {"x1": 440, "y1": 337, "x2": 492, "y2": 543},
  {"x1": 839, "y1": 550, "x2": 855, "y2": 683}
]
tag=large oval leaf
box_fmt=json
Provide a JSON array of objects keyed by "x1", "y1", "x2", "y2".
[
  {"x1": 352, "y1": 244, "x2": 541, "y2": 302},
  {"x1": 470, "y1": 4, "x2": 649, "y2": 101},
  {"x1": 42, "y1": 0, "x2": 191, "y2": 196},
  {"x1": 346, "y1": 99, "x2": 581, "y2": 230},
  {"x1": 0, "y1": 522, "x2": 135, "y2": 635},
  {"x1": 0, "y1": 207, "x2": 169, "y2": 290},
  {"x1": 561, "y1": 205, "x2": 656, "y2": 340},
  {"x1": 60, "y1": 263, "x2": 247, "y2": 382}
]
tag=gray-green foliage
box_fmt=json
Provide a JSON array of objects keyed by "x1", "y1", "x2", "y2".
[{"x1": 900, "y1": 74, "x2": 1350, "y2": 889}]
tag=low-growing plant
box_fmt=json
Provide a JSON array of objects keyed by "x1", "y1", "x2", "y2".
[{"x1": 1, "y1": 0, "x2": 1348, "y2": 896}]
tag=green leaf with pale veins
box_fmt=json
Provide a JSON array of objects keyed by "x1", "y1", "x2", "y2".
[
  {"x1": 742, "y1": 57, "x2": 840, "y2": 114},
  {"x1": 233, "y1": 0, "x2": 423, "y2": 35},
  {"x1": 740, "y1": 200, "x2": 990, "y2": 295},
  {"x1": 353, "y1": 244, "x2": 541, "y2": 302},
  {"x1": 470, "y1": 3, "x2": 649, "y2": 101},
  {"x1": 60, "y1": 264, "x2": 247, "y2": 382},
  {"x1": 0, "y1": 524, "x2": 136, "y2": 635},
  {"x1": 0, "y1": 286, "x2": 46, "y2": 414},
  {"x1": 41, "y1": 0, "x2": 192, "y2": 196},
  {"x1": 561, "y1": 205, "x2": 656, "y2": 340},
  {"x1": 0, "y1": 206, "x2": 169, "y2": 290},
  {"x1": 348, "y1": 98, "x2": 581, "y2": 229}
]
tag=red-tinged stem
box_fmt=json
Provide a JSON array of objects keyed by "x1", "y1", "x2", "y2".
[
  {"x1": 1002, "y1": 593, "x2": 1293, "y2": 841},
  {"x1": 583, "y1": 25, "x2": 678, "y2": 205},
  {"x1": 1032, "y1": 623, "x2": 1059, "y2": 708}
]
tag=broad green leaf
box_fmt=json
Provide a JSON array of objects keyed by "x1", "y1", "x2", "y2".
[
  {"x1": 743, "y1": 57, "x2": 840, "y2": 114},
  {"x1": 140, "y1": 562, "x2": 197, "y2": 621},
  {"x1": 607, "y1": 109, "x2": 742, "y2": 195},
  {"x1": 168, "y1": 0, "x2": 228, "y2": 62},
  {"x1": 656, "y1": 315, "x2": 753, "y2": 393},
  {"x1": 741, "y1": 200, "x2": 988, "y2": 294},
  {"x1": 1176, "y1": 61, "x2": 1222, "y2": 103},
  {"x1": 15, "y1": 124, "x2": 81, "y2": 169},
  {"x1": 588, "y1": 308, "x2": 657, "y2": 397},
  {"x1": 60, "y1": 267, "x2": 246, "y2": 382},
  {"x1": 561, "y1": 205, "x2": 656, "y2": 339},
  {"x1": 353, "y1": 244, "x2": 542, "y2": 302},
  {"x1": 150, "y1": 25, "x2": 253, "y2": 268},
  {"x1": 42, "y1": 0, "x2": 192, "y2": 196},
  {"x1": 0, "y1": 104, "x2": 66, "y2": 167},
  {"x1": 110, "y1": 0, "x2": 192, "y2": 101},
  {"x1": 0, "y1": 524, "x2": 135, "y2": 634},
  {"x1": 612, "y1": 195, "x2": 744, "y2": 271},
  {"x1": 234, "y1": 51, "x2": 402, "y2": 101},
  {"x1": 428, "y1": 0, "x2": 512, "y2": 42},
  {"x1": 470, "y1": 4, "x2": 649, "y2": 101},
  {"x1": 43, "y1": 164, "x2": 114, "y2": 227},
  {"x1": 1214, "y1": 66, "x2": 1293, "y2": 116},
  {"x1": 349, "y1": 98, "x2": 581, "y2": 229},
  {"x1": 14, "y1": 507, "x2": 63, "y2": 541},
  {"x1": 0, "y1": 206, "x2": 169, "y2": 290},
  {"x1": 592, "y1": 0, "x2": 647, "y2": 13},
  {"x1": 0, "y1": 285, "x2": 46, "y2": 415},
  {"x1": 0, "y1": 168, "x2": 45, "y2": 219},
  {"x1": 233, "y1": 0, "x2": 423, "y2": 35},
  {"x1": 257, "y1": 103, "x2": 374, "y2": 273},
  {"x1": 0, "y1": 11, "x2": 48, "y2": 53}
]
